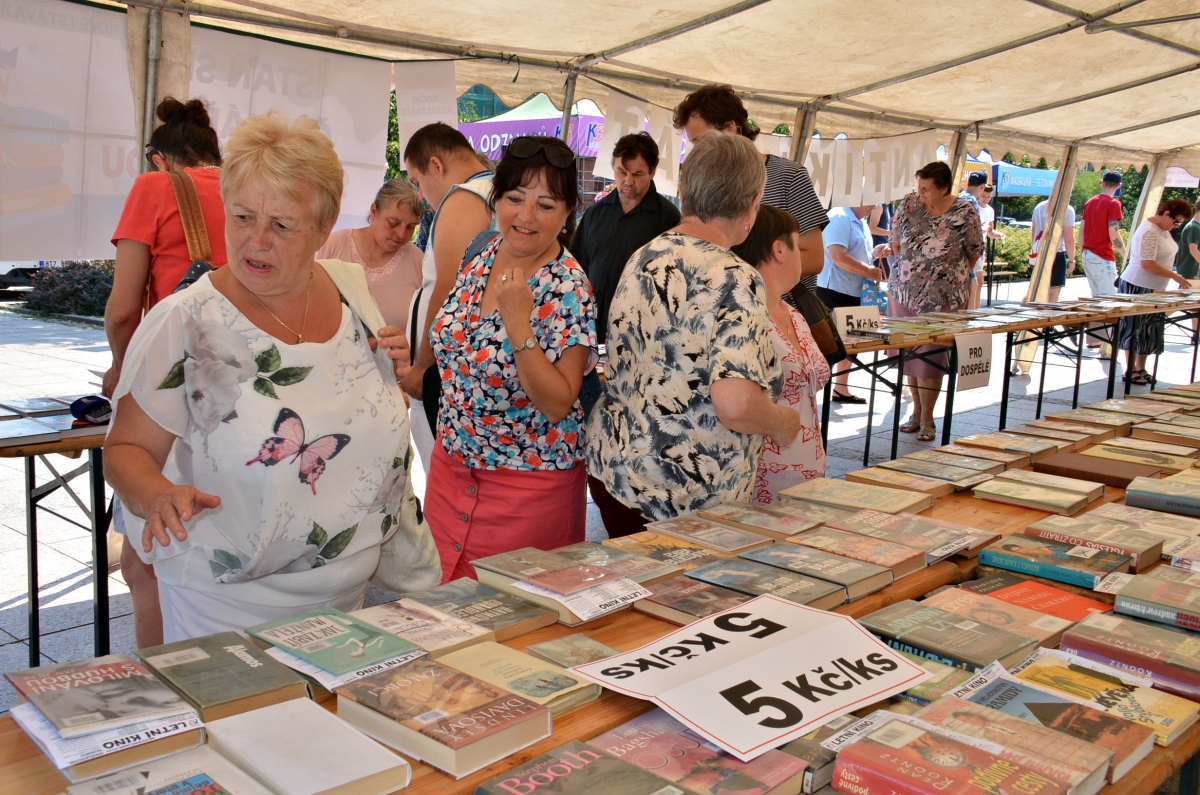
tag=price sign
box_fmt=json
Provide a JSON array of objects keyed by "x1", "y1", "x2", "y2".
[
  {"x1": 954, "y1": 332, "x2": 992, "y2": 391},
  {"x1": 570, "y1": 595, "x2": 930, "y2": 762},
  {"x1": 833, "y1": 305, "x2": 881, "y2": 338}
]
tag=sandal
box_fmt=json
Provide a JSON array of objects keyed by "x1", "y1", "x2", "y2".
[
  {"x1": 899, "y1": 417, "x2": 921, "y2": 433},
  {"x1": 1127, "y1": 370, "x2": 1154, "y2": 386},
  {"x1": 832, "y1": 391, "x2": 867, "y2": 404},
  {"x1": 917, "y1": 423, "x2": 937, "y2": 442}
]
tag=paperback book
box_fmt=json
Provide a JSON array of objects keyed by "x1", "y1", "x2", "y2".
[
  {"x1": 1005, "y1": 424, "x2": 1091, "y2": 451},
  {"x1": 684, "y1": 558, "x2": 845, "y2": 609},
  {"x1": 897, "y1": 651, "x2": 976, "y2": 706},
  {"x1": 1045, "y1": 408, "x2": 1136, "y2": 434},
  {"x1": 554, "y1": 541, "x2": 682, "y2": 585},
  {"x1": 247, "y1": 608, "x2": 420, "y2": 675},
  {"x1": 602, "y1": 531, "x2": 729, "y2": 571},
  {"x1": 438, "y1": 641, "x2": 601, "y2": 715},
  {"x1": 857, "y1": 600, "x2": 1040, "y2": 671},
  {"x1": 1061, "y1": 611, "x2": 1200, "y2": 700},
  {"x1": 333, "y1": 656, "x2": 550, "y2": 778},
  {"x1": 1145, "y1": 565, "x2": 1200, "y2": 586},
  {"x1": 1089, "y1": 502, "x2": 1200, "y2": 536},
  {"x1": 756, "y1": 498, "x2": 857, "y2": 525},
  {"x1": 471, "y1": 547, "x2": 574, "y2": 581},
  {"x1": 922, "y1": 588, "x2": 1074, "y2": 647},
  {"x1": 1024, "y1": 516, "x2": 1163, "y2": 573},
  {"x1": 697, "y1": 501, "x2": 822, "y2": 539},
  {"x1": 1023, "y1": 418, "x2": 1117, "y2": 443},
  {"x1": 5, "y1": 654, "x2": 196, "y2": 738},
  {"x1": 780, "y1": 477, "x2": 933, "y2": 513},
  {"x1": 645, "y1": 515, "x2": 774, "y2": 554},
  {"x1": 788, "y1": 526, "x2": 926, "y2": 579},
  {"x1": 739, "y1": 543, "x2": 893, "y2": 601},
  {"x1": 977, "y1": 535, "x2": 1131, "y2": 589},
  {"x1": 350, "y1": 599, "x2": 494, "y2": 657},
  {"x1": 404, "y1": 579, "x2": 558, "y2": 641},
  {"x1": 632, "y1": 575, "x2": 752, "y2": 625},
  {"x1": 1090, "y1": 398, "x2": 1180, "y2": 418},
  {"x1": 1103, "y1": 436, "x2": 1200, "y2": 458},
  {"x1": 829, "y1": 510, "x2": 997, "y2": 559}
]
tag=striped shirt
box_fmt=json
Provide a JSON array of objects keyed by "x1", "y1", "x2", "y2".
[{"x1": 762, "y1": 155, "x2": 830, "y2": 289}]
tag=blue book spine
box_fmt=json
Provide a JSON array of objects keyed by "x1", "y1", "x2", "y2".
[
  {"x1": 978, "y1": 548, "x2": 1099, "y2": 589},
  {"x1": 1125, "y1": 491, "x2": 1200, "y2": 518},
  {"x1": 1114, "y1": 594, "x2": 1200, "y2": 631}
]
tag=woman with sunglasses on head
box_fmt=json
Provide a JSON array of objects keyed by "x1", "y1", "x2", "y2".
[
  {"x1": 1118, "y1": 198, "x2": 1195, "y2": 386},
  {"x1": 103, "y1": 97, "x2": 224, "y2": 648},
  {"x1": 424, "y1": 136, "x2": 597, "y2": 582}
]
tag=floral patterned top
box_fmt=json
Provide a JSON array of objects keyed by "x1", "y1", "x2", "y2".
[
  {"x1": 111, "y1": 270, "x2": 426, "y2": 611},
  {"x1": 754, "y1": 308, "x2": 830, "y2": 504},
  {"x1": 586, "y1": 233, "x2": 783, "y2": 520},
  {"x1": 889, "y1": 193, "x2": 985, "y2": 313},
  {"x1": 431, "y1": 236, "x2": 597, "y2": 471}
]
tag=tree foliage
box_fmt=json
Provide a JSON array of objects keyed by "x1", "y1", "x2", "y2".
[{"x1": 24, "y1": 261, "x2": 114, "y2": 317}]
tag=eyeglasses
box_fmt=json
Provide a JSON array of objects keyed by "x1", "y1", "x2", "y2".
[
  {"x1": 144, "y1": 145, "x2": 162, "y2": 168},
  {"x1": 1174, "y1": 218, "x2": 1188, "y2": 227},
  {"x1": 508, "y1": 137, "x2": 575, "y2": 169}
]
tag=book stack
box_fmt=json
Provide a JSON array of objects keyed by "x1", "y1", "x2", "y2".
[
  {"x1": 351, "y1": 599, "x2": 496, "y2": 657},
  {"x1": 781, "y1": 478, "x2": 934, "y2": 513},
  {"x1": 787, "y1": 526, "x2": 927, "y2": 581},
  {"x1": 5, "y1": 654, "x2": 203, "y2": 782},
  {"x1": 977, "y1": 535, "x2": 1131, "y2": 589},
  {"x1": 996, "y1": 466, "x2": 1106, "y2": 503},
  {"x1": 1004, "y1": 423, "x2": 1092, "y2": 451},
  {"x1": 1112, "y1": 575, "x2": 1200, "y2": 632},
  {"x1": 1035, "y1": 450, "x2": 1164, "y2": 488},
  {"x1": 1090, "y1": 502, "x2": 1200, "y2": 545},
  {"x1": 1024, "y1": 515, "x2": 1163, "y2": 572},
  {"x1": 828, "y1": 510, "x2": 999, "y2": 560},
  {"x1": 1023, "y1": 418, "x2": 1117, "y2": 443},
  {"x1": 857, "y1": 600, "x2": 1040, "y2": 671},
  {"x1": 438, "y1": 641, "x2": 601, "y2": 716},
  {"x1": 971, "y1": 470, "x2": 1101, "y2": 515},
  {"x1": 0, "y1": 395, "x2": 103, "y2": 449},
  {"x1": 1091, "y1": 397, "x2": 1182, "y2": 420},
  {"x1": 932, "y1": 443, "x2": 1031, "y2": 469},
  {"x1": 881, "y1": 450, "x2": 1004, "y2": 476},
  {"x1": 1045, "y1": 407, "x2": 1137, "y2": 436},
  {"x1": 1126, "y1": 471, "x2": 1200, "y2": 517},
  {"x1": 1132, "y1": 421, "x2": 1200, "y2": 448}
]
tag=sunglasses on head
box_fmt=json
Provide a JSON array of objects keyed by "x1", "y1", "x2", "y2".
[{"x1": 508, "y1": 137, "x2": 575, "y2": 169}]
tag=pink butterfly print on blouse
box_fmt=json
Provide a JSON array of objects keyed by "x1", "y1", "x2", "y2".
[{"x1": 247, "y1": 407, "x2": 350, "y2": 494}]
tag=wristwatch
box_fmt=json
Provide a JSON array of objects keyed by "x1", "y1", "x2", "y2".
[{"x1": 515, "y1": 336, "x2": 538, "y2": 352}]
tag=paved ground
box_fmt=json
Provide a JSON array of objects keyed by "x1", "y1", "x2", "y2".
[{"x1": 0, "y1": 287, "x2": 1188, "y2": 792}]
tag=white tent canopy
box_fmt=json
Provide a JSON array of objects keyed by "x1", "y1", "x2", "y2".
[{"x1": 117, "y1": 0, "x2": 1200, "y2": 169}]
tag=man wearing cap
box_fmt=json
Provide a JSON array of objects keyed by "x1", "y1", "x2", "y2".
[{"x1": 1079, "y1": 171, "x2": 1126, "y2": 347}]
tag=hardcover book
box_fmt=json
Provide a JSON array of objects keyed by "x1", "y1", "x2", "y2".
[
  {"x1": 587, "y1": 707, "x2": 809, "y2": 795},
  {"x1": 1090, "y1": 398, "x2": 1180, "y2": 418},
  {"x1": 476, "y1": 740, "x2": 690, "y2": 795},
  {"x1": 697, "y1": 501, "x2": 822, "y2": 538},
  {"x1": 977, "y1": 536, "x2": 1131, "y2": 589},
  {"x1": 521, "y1": 564, "x2": 616, "y2": 595},
  {"x1": 5, "y1": 654, "x2": 195, "y2": 738},
  {"x1": 1061, "y1": 611, "x2": 1200, "y2": 701},
  {"x1": 1113, "y1": 576, "x2": 1200, "y2": 632},
  {"x1": 831, "y1": 719, "x2": 1070, "y2": 795},
  {"x1": 954, "y1": 432, "x2": 1059, "y2": 462},
  {"x1": 1032, "y1": 451, "x2": 1163, "y2": 489},
  {"x1": 1103, "y1": 436, "x2": 1200, "y2": 458},
  {"x1": 897, "y1": 651, "x2": 976, "y2": 705},
  {"x1": 874, "y1": 455, "x2": 995, "y2": 483},
  {"x1": 1089, "y1": 502, "x2": 1200, "y2": 536},
  {"x1": 333, "y1": 656, "x2": 550, "y2": 778},
  {"x1": 932, "y1": 443, "x2": 1031, "y2": 468},
  {"x1": 995, "y1": 469, "x2": 1104, "y2": 502},
  {"x1": 471, "y1": 547, "x2": 575, "y2": 581},
  {"x1": 739, "y1": 543, "x2": 893, "y2": 601},
  {"x1": 438, "y1": 641, "x2": 600, "y2": 716},
  {"x1": 962, "y1": 678, "x2": 1153, "y2": 784},
  {"x1": 684, "y1": 558, "x2": 845, "y2": 609},
  {"x1": 603, "y1": 531, "x2": 730, "y2": 571},
  {"x1": 1005, "y1": 424, "x2": 1091, "y2": 451},
  {"x1": 971, "y1": 479, "x2": 1090, "y2": 516},
  {"x1": 553, "y1": 541, "x2": 681, "y2": 585},
  {"x1": 1010, "y1": 655, "x2": 1200, "y2": 745},
  {"x1": 1131, "y1": 422, "x2": 1200, "y2": 447},
  {"x1": 1023, "y1": 418, "x2": 1117, "y2": 443},
  {"x1": 1045, "y1": 408, "x2": 1136, "y2": 434},
  {"x1": 247, "y1": 608, "x2": 420, "y2": 675},
  {"x1": 844, "y1": 467, "x2": 959, "y2": 497},
  {"x1": 829, "y1": 510, "x2": 997, "y2": 560},
  {"x1": 922, "y1": 588, "x2": 1074, "y2": 647},
  {"x1": 780, "y1": 478, "x2": 933, "y2": 513},
  {"x1": 788, "y1": 526, "x2": 927, "y2": 579},
  {"x1": 912, "y1": 697, "x2": 1112, "y2": 794},
  {"x1": 857, "y1": 600, "x2": 1039, "y2": 671},
  {"x1": 758, "y1": 499, "x2": 858, "y2": 524},
  {"x1": 633, "y1": 575, "x2": 753, "y2": 625},
  {"x1": 207, "y1": 697, "x2": 412, "y2": 795},
  {"x1": 903, "y1": 449, "x2": 1007, "y2": 475},
  {"x1": 645, "y1": 515, "x2": 774, "y2": 553},
  {"x1": 137, "y1": 631, "x2": 308, "y2": 721},
  {"x1": 1024, "y1": 516, "x2": 1163, "y2": 573},
  {"x1": 1145, "y1": 565, "x2": 1200, "y2": 586},
  {"x1": 1081, "y1": 443, "x2": 1196, "y2": 474},
  {"x1": 1126, "y1": 475, "x2": 1200, "y2": 518},
  {"x1": 777, "y1": 716, "x2": 853, "y2": 793},
  {"x1": 525, "y1": 634, "x2": 620, "y2": 668},
  {"x1": 66, "y1": 746, "x2": 272, "y2": 795},
  {"x1": 350, "y1": 599, "x2": 494, "y2": 657},
  {"x1": 405, "y1": 579, "x2": 558, "y2": 641}
]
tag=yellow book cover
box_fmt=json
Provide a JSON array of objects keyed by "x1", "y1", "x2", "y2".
[{"x1": 1081, "y1": 443, "x2": 1196, "y2": 473}]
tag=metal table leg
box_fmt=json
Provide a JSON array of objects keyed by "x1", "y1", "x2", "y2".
[
  {"x1": 863, "y1": 351, "x2": 879, "y2": 468},
  {"x1": 1180, "y1": 748, "x2": 1199, "y2": 795},
  {"x1": 821, "y1": 378, "x2": 833, "y2": 450},
  {"x1": 90, "y1": 449, "x2": 110, "y2": 656},
  {"x1": 1106, "y1": 321, "x2": 1120, "y2": 399},
  {"x1": 941, "y1": 345, "x2": 958, "y2": 446},
  {"x1": 1035, "y1": 329, "x2": 1050, "y2": 419},
  {"x1": 1072, "y1": 324, "x2": 1084, "y2": 408},
  {"x1": 999, "y1": 331, "x2": 1015, "y2": 430},
  {"x1": 25, "y1": 457, "x2": 39, "y2": 668},
  {"x1": 891, "y1": 350, "x2": 906, "y2": 461}
]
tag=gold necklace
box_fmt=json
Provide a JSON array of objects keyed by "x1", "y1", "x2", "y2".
[{"x1": 251, "y1": 272, "x2": 313, "y2": 344}]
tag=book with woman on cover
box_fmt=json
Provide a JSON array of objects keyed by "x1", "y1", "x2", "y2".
[
  {"x1": 921, "y1": 588, "x2": 1074, "y2": 647},
  {"x1": 977, "y1": 535, "x2": 1131, "y2": 589}
]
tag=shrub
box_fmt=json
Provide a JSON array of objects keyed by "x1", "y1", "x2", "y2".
[
  {"x1": 23, "y1": 260, "x2": 114, "y2": 317},
  {"x1": 992, "y1": 226, "x2": 1033, "y2": 278}
]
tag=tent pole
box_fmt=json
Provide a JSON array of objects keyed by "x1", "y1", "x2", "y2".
[
  {"x1": 560, "y1": 70, "x2": 579, "y2": 144},
  {"x1": 1131, "y1": 154, "x2": 1165, "y2": 230},
  {"x1": 790, "y1": 106, "x2": 818, "y2": 164},
  {"x1": 948, "y1": 129, "x2": 969, "y2": 188},
  {"x1": 1026, "y1": 144, "x2": 1079, "y2": 305},
  {"x1": 140, "y1": 2, "x2": 163, "y2": 175}
]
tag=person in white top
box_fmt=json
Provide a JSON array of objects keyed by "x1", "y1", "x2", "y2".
[
  {"x1": 1029, "y1": 197, "x2": 1074, "y2": 303},
  {"x1": 970, "y1": 184, "x2": 1006, "y2": 309},
  {"x1": 1118, "y1": 198, "x2": 1195, "y2": 385},
  {"x1": 396, "y1": 124, "x2": 494, "y2": 473}
]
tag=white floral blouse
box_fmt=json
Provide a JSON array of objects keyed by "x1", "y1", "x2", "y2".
[
  {"x1": 112, "y1": 271, "x2": 421, "y2": 612},
  {"x1": 585, "y1": 233, "x2": 782, "y2": 520}
]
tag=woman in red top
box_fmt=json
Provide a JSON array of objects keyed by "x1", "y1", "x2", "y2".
[{"x1": 104, "y1": 98, "x2": 225, "y2": 648}]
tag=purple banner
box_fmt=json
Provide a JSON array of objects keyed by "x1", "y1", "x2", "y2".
[{"x1": 459, "y1": 115, "x2": 606, "y2": 160}]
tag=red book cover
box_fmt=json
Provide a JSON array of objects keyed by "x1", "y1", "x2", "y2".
[
  {"x1": 1061, "y1": 612, "x2": 1200, "y2": 701},
  {"x1": 833, "y1": 720, "x2": 1070, "y2": 795},
  {"x1": 521, "y1": 564, "x2": 615, "y2": 595},
  {"x1": 960, "y1": 571, "x2": 1112, "y2": 622}
]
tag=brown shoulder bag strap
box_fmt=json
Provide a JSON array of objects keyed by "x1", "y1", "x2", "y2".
[{"x1": 166, "y1": 170, "x2": 213, "y2": 264}]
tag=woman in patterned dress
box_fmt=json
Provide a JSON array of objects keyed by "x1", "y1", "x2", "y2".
[
  {"x1": 425, "y1": 136, "x2": 597, "y2": 582},
  {"x1": 888, "y1": 161, "x2": 984, "y2": 441},
  {"x1": 586, "y1": 133, "x2": 796, "y2": 534},
  {"x1": 731, "y1": 206, "x2": 830, "y2": 503}
]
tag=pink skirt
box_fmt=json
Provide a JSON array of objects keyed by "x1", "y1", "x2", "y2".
[
  {"x1": 888, "y1": 298, "x2": 956, "y2": 379},
  {"x1": 425, "y1": 443, "x2": 587, "y2": 583}
]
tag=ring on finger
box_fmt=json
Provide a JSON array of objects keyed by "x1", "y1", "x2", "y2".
[{"x1": 501, "y1": 274, "x2": 508, "y2": 282}]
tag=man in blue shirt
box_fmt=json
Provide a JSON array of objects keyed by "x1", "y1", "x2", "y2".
[{"x1": 816, "y1": 204, "x2": 881, "y2": 403}]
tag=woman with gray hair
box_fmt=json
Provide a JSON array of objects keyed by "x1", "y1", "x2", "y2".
[
  {"x1": 317, "y1": 178, "x2": 424, "y2": 331},
  {"x1": 586, "y1": 133, "x2": 796, "y2": 534},
  {"x1": 104, "y1": 112, "x2": 439, "y2": 640}
]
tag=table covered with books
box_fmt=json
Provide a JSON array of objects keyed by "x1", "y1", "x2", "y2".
[{"x1": 10, "y1": 387, "x2": 1200, "y2": 795}]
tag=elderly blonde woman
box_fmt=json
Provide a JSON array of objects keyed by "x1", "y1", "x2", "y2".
[
  {"x1": 586, "y1": 133, "x2": 797, "y2": 535},
  {"x1": 317, "y1": 178, "x2": 423, "y2": 332},
  {"x1": 104, "y1": 112, "x2": 439, "y2": 641}
]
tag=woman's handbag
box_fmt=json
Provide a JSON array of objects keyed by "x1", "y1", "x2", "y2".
[
  {"x1": 167, "y1": 171, "x2": 214, "y2": 294},
  {"x1": 860, "y1": 279, "x2": 888, "y2": 313},
  {"x1": 788, "y1": 282, "x2": 848, "y2": 366}
]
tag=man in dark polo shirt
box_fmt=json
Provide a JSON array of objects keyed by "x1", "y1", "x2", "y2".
[{"x1": 572, "y1": 132, "x2": 680, "y2": 416}]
